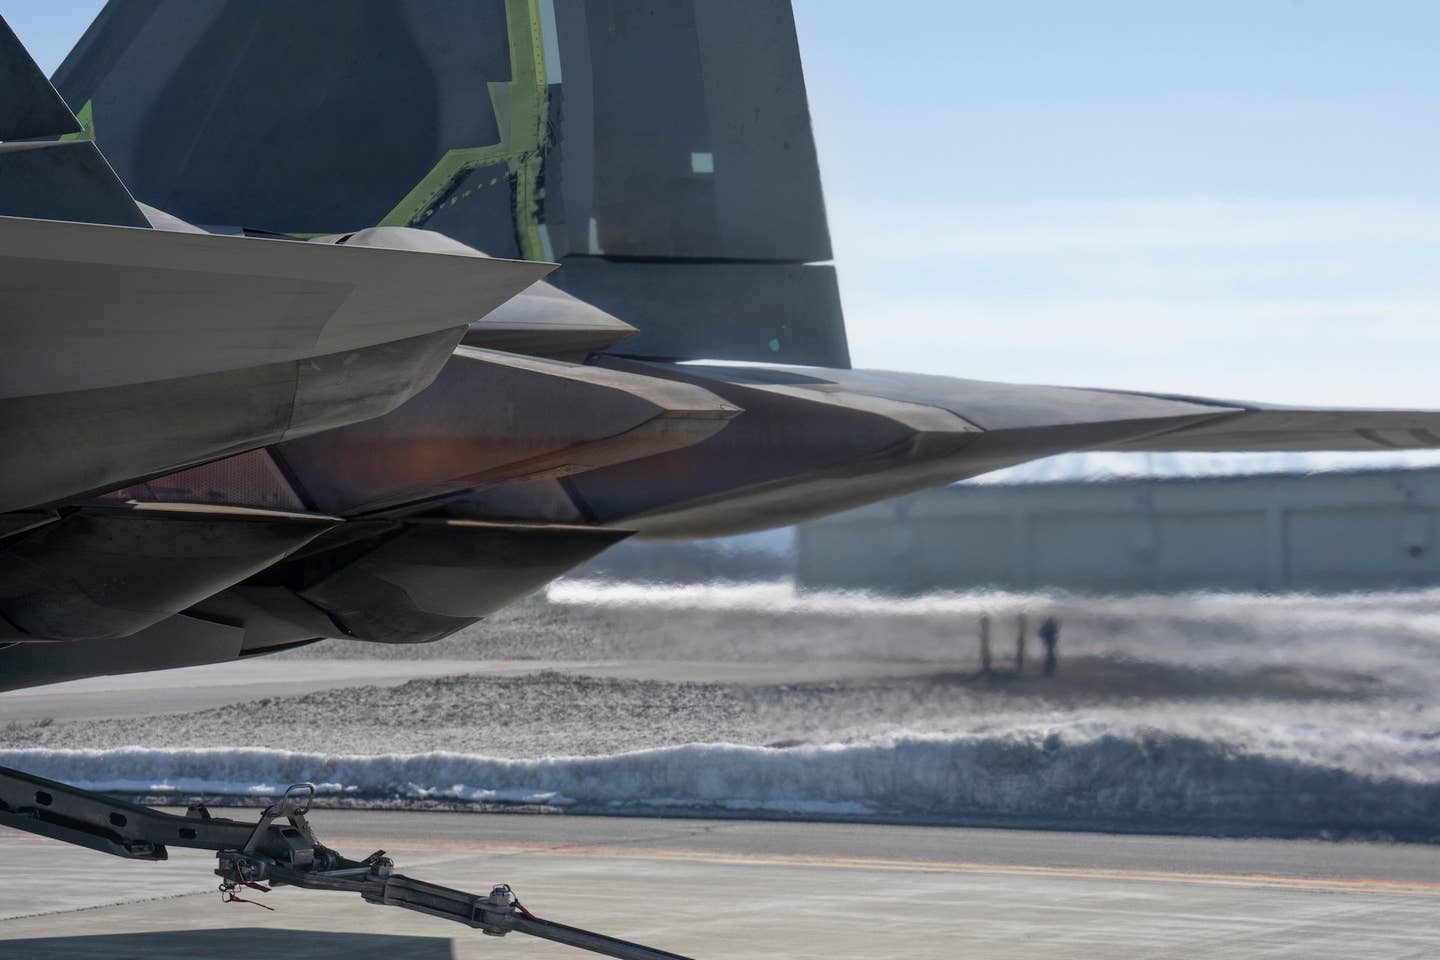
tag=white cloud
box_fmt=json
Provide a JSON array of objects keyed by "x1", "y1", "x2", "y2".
[
  {"x1": 829, "y1": 194, "x2": 1440, "y2": 408},
  {"x1": 831, "y1": 196, "x2": 1440, "y2": 262},
  {"x1": 845, "y1": 292, "x2": 1440, "y2": 349}
]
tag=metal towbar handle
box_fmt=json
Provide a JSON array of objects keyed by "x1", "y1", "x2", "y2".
[{"x1": 0, "y1": 766, "x2": 694, "y2": 960}]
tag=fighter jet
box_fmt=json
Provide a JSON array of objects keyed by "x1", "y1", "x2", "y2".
[{"x1": 2, "y1": 2, "x2": 1437, "y2": 957}]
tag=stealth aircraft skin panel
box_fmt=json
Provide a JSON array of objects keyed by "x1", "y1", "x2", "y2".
[
  {"x1": 4, "y1": 4, "x2": 1440, "y2": 955},
  {"x1": 0, "y1": 218, "x2": 551, "y2": 513}
]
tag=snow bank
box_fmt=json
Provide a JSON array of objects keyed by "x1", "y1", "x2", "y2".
[
  {"x1": 8, "y1": 720, "x2": 1440, "y2": 835},
  {"x1": 546, "y1": 578, "x2": 1440, "y2": 634},
  {"x1": 970, "y1": 450, "x2": 1440, "y2": 485}
]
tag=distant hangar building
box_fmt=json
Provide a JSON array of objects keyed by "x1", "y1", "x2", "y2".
[{"x1": 796, "y1": 461, "x2": 1440, "y2": 594}]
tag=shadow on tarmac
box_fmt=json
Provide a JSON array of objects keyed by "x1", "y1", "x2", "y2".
[{"x1": 2, "y1": 927, "x2": 454, "y2": 959}]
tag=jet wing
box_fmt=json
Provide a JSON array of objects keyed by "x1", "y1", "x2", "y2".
[
  {"x1": 460, "y1": 364, "x2": 1440, "y2": 538},
  {"x1": 1096, "y1": 404, "x2": 1440, "y2": 452}
]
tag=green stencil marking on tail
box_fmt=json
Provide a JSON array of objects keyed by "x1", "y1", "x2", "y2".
[
  {"x1": 59, "y1": 100, "x2": 93, "y2": 141},
  {"x1": 379, "y1": 0, "x2": 550, "y2": 260}
]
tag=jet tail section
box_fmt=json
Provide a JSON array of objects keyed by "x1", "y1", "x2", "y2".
[
  {"x1": 0, "y1": 13, "x2": 82, "y2": 140},
  {"x1": 0, "y1": 14, "x2": 149, "y2": 227},
  {"x1": 53, "y1": 0, "x2": 848, "y2": 365}
]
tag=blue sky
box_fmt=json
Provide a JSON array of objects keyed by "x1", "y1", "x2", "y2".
[
  {"x1": 789, "y1": 1, "x2": 1440, "y2": 409},
  {"x1": 9, "y1": 1, "x2": 1440, "y2": 412}
]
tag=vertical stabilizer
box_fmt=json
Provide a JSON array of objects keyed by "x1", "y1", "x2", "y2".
[
  {"x1": 0, "y1": 14, "x2": 82, "y2": 140},
  {"x1": 0, "y1": 14, "x2": 148, "y2": 228},
  {"x1": 55, "y1": 0, "x2": 848, "y2": 365}
]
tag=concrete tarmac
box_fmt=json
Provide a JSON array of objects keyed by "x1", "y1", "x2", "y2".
[{"x1": 3, "y1": 811, "x2": 1440, "y2": 959}]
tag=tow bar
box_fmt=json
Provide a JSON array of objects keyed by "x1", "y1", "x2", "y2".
[{"x1": 0, "y1": 768, "x2": 693, "y2": 960}]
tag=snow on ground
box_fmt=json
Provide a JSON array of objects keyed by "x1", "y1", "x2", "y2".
[
  {"x1": 7, "y1": 717, "x2": 1440, "y2": 837},
  {"x1": 7, "y1": 585, "x2": 1440, "y2": 838}
]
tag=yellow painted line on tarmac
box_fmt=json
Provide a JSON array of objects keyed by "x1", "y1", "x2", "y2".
[
  {"x1": 1, "y1": 826, "x2": 1434, "y2": 898},
  {"x1": 321, "y1": 836, "x2": 1440, "y2": 898}
]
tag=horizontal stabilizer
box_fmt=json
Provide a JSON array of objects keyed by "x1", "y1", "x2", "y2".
[
  {"x1": 0, "y1": 218, "x2": 551, "y2": 513},
  {"x1": 0, "y1": 218, "x2": 551, "y2": 401}
]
